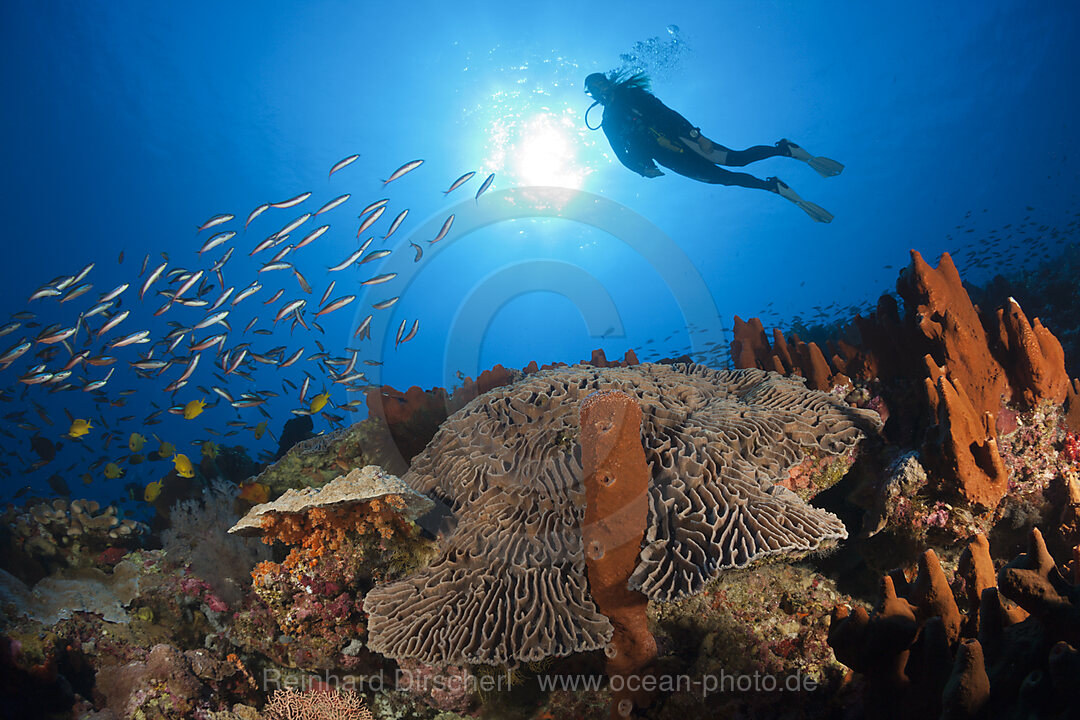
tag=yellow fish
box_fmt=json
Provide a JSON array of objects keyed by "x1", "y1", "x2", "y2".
[
  {"x1": 128, "y1": 453, "x2": 145, "y2": 465},
  {"x1": 157, "y1": 440, "x2": 175, "y2": 459},
  {"x1": 201, "y1": 441, "x2": 219, "y2": 459},
  {"x1": 253, "y1": 421, "x2": 267, "y2": 440},
  {"x1": 238, "y1": 481, "x2": 270, "y2": 504},
  {"x1": 128, "y1": 432, "x2": 146, "y2": 452},
  {"x1": 183, "y1": 399, "x2": 206, "y2": 420},
  {"x1": 309, "y1": 392, "x2": 330, "y2": 413},
  {"x1": 144, "y1": 481, "x2": 163, "y2": 502},
  {"x1": 104, "y1": 462, "x2": 124, "y2": 479},
  {"x1": 172, "y1": 453, "x2": 194, "y2": 479},
  {"x1": 68, "y1": 418, "x2": 92, "y2": 438}
]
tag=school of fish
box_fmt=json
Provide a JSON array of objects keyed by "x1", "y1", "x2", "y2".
[{"x1": 1, "y1": 155, "x2": 497, "y2": 505}]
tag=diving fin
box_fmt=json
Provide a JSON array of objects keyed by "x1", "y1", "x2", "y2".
[
  {"x1": 807, "y1": 156, "x2": 845, "y2": 177},
  {"x1": 779, "y1": 139, "x2": 844, "y2": 178},
  {"x1": 679, "y1": 136, "x2": 729, "y2": 164},
  {"x1": 771, "y1": 177, "x2": 834, "y2": 223},
  {"x1": 794, "y1": 199, "x2": 834, "y2": 223}
]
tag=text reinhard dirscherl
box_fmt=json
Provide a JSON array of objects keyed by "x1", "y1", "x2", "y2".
[{"x1": 263, "y1": 668, "x2": 819, "y2": 697}]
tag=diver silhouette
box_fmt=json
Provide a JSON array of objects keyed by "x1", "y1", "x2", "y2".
[{"x1": 584, "y1": 72, "x2": 843, "y2": 223}]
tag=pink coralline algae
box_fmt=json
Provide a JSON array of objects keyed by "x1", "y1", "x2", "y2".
[
  {"x1": 177, "y1": 574, "x2": 228, "y2": 614},
  {"x1": 96, "y1": 546, "x2": 130, "y2": 566},
  {"x1": 1065, "y1": 432, "x2": 1080, "y2": 465},
  {"x1": 925, "y1": 502, "x2": 950, "y2": 528},
  {"x1": 780, "y1": 447, "x2": 857, "y2": 501}
]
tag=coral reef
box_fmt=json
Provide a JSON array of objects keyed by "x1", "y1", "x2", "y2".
[
  {"x1": 262, "y1": 688, "x2": 373, "y2": 719},
  {"x1": 7, "y1": 244, "x2": 1080, "y2": 719},
  {"x1": 229, "y1": 466, "x2": 436, "y2": 673},
  {"x1": 95, "y1": 642, "x2": 252, "y2": 719},
  {"x1": 0, "y1": 560, "x2": 141, "y2": 625},
  {"x1": 364, "y1": 363, "x2": 879, "y2": 667},
  {"x1": 780, "y1": 443, "x2": 860, "y2": 502},
  {"x1": 650, "y1": 560, "x2": 852, "y2": 720},
  {"x1": 243, "y1": 351, "x2": 646, "y2": 499},
  {"x1": 853, "y1": 451, "x2": 932, "y2": 540},
  {"x1": 860, "y1": 252, "x2": 1071, "y2": 509},
  {"x1": 229, "y1": 466, "x2": 433, "y2": 536},
  {"x1": 735, "y1": 250, "x2": 1076, "y2": 512},
  {"x1": 162, "y1": 480, "x2": 270, "y2": 608},
  {"x1": 252, "y1": 421, "x2": 409, "y2": 493},
  {"x1": 731, "y1": 316, "x2": 847, "y2": 392},
  {"x1": 966, "y1": 239, "x2": 1080, "y2": 382},
  {"x1": 364, "y1": 383, "x2": 454, "y2": 468},
  {"x1": 580, "y1": 390, "x2": 656, "y2": 718},
  {"x1": 828, "y1": 528, "x2": 1080, "y2": 720},
  {"x1": 1, "y1": 544, "x2": 266, "y2": 720},
  {"x1": 2, "y1": 498, "x2": 145, "y2": 582},
  {"x1": 846, "y1": 389, "x2": 1079, "y2": 564},
  {"x1": 364, "y1": 348, "x2": 641, "y2": 470},
  {"x1": 394, "y1": 658, "x2": 477, "y2": 715}
]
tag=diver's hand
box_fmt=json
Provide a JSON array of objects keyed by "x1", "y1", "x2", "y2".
[{"x1": 641, "y1": 166, "x2": 664, "y2": 178}]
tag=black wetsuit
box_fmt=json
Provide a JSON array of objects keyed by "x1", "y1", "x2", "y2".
[{"x1": 601, "y1": 86, "x2": 782, "y2": 190}]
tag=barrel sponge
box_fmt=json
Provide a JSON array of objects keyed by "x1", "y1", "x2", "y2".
[{"x1": 364, "y1": 363, "x2": 881, "y2": 666}]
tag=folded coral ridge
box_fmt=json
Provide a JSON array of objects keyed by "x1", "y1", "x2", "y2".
[{"x1": 364, "y1": 363, "x2": 881, "y2": 667}]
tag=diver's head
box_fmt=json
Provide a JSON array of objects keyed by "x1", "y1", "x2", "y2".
[{"x1": 584, "y1": 73, "x2": 613, "y2": 103}]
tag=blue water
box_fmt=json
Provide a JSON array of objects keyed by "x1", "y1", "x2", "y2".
[{"x1": 1, "y1": 0, "x2": 1078, "y2": 506}]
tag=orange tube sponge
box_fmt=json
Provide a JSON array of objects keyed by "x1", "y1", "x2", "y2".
[{"x1": 580, "y1": 390, "x2": 656, "y2": 718}]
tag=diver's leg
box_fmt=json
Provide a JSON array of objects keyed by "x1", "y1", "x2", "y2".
[
  {"x1": 720, "y1": 144, "x2": 786, "y2": 167},
  {"x1": 679, "y1": 136, "x2": 738, "y2": 165},
  {"x1": 661, "y1": 147, "x2": 834, "y2": 222},
  {"x1": 685, "y1": 138, "x2": 844, "y2": 176},
  {"x1": 695, "y1": 166, "x2": 773, "y2": 189},
  {"x1": 657, "y1": 149, "x2": 773, "y2": 189}
]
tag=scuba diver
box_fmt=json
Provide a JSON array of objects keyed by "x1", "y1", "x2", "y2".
[{"x1": 584, "y1": 71, "x2": 843, "y2": 223}]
